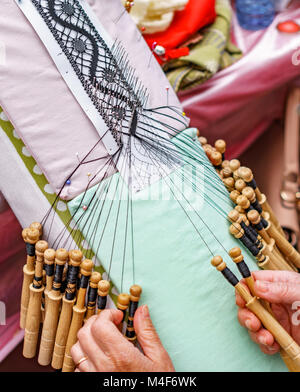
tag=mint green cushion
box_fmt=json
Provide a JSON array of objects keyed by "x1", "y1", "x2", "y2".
[{"x1": 68, "y1": 128, "x2": 287, "y2": 372}]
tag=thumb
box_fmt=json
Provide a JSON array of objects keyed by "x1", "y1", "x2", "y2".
[
  {"x1": 255, "y1": 280, "x2": 300, "y2": 304},
  {"x1": 134, "y1": 305, "x2": 166, "y2": 361}
]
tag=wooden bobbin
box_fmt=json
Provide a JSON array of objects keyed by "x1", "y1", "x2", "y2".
[
  {"x1": 125, "y1": 285, "x2": 142, "y2": 342},
  {"x1": 38, "y1": 248, "x2": 68, "y2": 366},
  {"x1": 20, "y1": 228, "x2": 39, "y2": 329},
  {"x1": 247, "y1": 210, "x2": 271, "y2": 244},
  {"x1": 222, "y1": 166, "x2": 233, "y2": 179},
  {"x1": 211, "y1": 256, "x2": 300, "y2": 370},
  {"x1": 247, "y1": 210, "x2": 294, "y2": 271},
  {"x1": 196, "y1": 129, "x2": 201, "y2": 138},
  {"x1": 229, "y1": 159, "x2": 240, "y2": 173},
  {"x1": 235, "y1": 179, "x2": 246, "y2": 193},
  {"x1": 43, "y1": 249, "x2": 56, "y2": 310},
  {"x1": 223, "y1": 177, "x2": 235, "y2": 192},
  {"x1": 236, "y1": 195, "x2": 251, "y2": 212},
  {"x1": 198, "y1": 136, "x2": 207, "y2": 146},
  {"x1": 265, "y1": 218, "x2": 300, "y2": 269},
  {"x1": 85, "y1": 271, "x2": 102, "y2": 321},
  {"x1": 242, "y1": 187, "x2": 262, "y2": 213},
  {"x1": 229, "y1": 209, "x2": 262, "y2": 250},
  {"x1": 23, "y1": 240, "x2": 48, "y2": 359},
  {"x1": 215, "y1": 139, "x2": 226, "y2": 156},
  {"x1": 210, "y1": 151, "x2": 222, "y2": 168},
  {"x1": 97, "y1": 280, "x2": 110, "y2": 314},
  {"x1": 29, "y1": 222, "x2": 43, "y2": 239},
  {"x1": 229, "y1": 223, "x2": 260, "y2": 257},
  {"x1": 62, "y1": 259, "x2": 94, "y2": 373},
  {"x1": 238, "y1": 167, "x2": 284, "y2": 235},
  {"x1": 228, "y1": 247, "x2": 255, "y2": 294},
  {"x1": 222, "y1": 160, "x2": 230, "y2": 169},
  {"x1": 51, "y1": 250, "x2": 81, "y2": 370},
  {"x1": 230, "y1": 190, "x2": 240, "y2": 204},
  {"x1": 117, "y1": 293, "x2": 130, "y2": 333}
]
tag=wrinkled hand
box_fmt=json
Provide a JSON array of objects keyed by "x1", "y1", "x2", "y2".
[
  {"x1": 236, "y1": 270, "x2": 300, "y2": 355},
  {"x1": 71, "y1": 305, "x2": 175, "y2": 372}
]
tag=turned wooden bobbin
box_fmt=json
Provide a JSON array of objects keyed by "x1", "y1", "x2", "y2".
[
  {"x1": 228, "y1": 210, "x2": 260, "y2": 247},
  {"x1": 62, "y1": 259, "x2": 94, "y2": 373},
  {"x1": 43, "y1": 249, "x2": 56, "y2": 310},
  {"x1": 235, "y1": 179, "x2": 246, "y2": 193},
  {"x1": 228, "y1": 247, "x2": 255, "y2": 294},
  {"x1": 229, "y1": 223, "x2": 260, "y2": 257},
  {"x1": 117, "y1": 293, "x2": 130, "y2": 333},
  {"x1": 238, "y1": 166, "x2": 284, "y2": 235},
  {"x1": 263, "y1": 216, "x2": 300, "y2": 269},
  {"x1": 29, "y1": 222, "x2": 43, "y2": 239},
  {"x1": 125, "y1": 285, "x2": 142, "y2": 342},
  {"x1": 211, "y1": 255, "x2": 300, "y2": 370},
  {"x1": 210, "y1": 151, "x2": 222, "y2": 168},
  {"x1": 51, "y1": 250, "x2": 81, "y2": 370},
  {"x1": 222, "y1": 166, "x2": 232, "y2": 179},
  {"x1": 38, "y1": 248, "x2": 68, "y2": 366},
  {"x1": 247, "y1": 210, "x2": 294, "y2": 271},
  {"x1": 85, "y1": 271, "x2": 102, "y2": 321},
  {"x1": 198, "y1": 136, "x2": 207, "y2": 146},
  {"x1": 229, "y1": 159, "x2": 240, "y2": 172},
  {"x1": 236, "y1": 195, "x2": 251, "y2": 212},
  {"x1": 65, "y1": 250, "x2": 83, "y2": 300},
  {"x1": 20, "y1": 228, "x2": 39, "y2": 329},
  {"x1": 230, "y1": 190, "x2": 240, "y2": 204},
  {"x1": 222, "y1": 160, "x2": 230, "y2": 169},
  {"x1": 223, "y1": 177, "x2": 235, "y2": 192},
  {"x1": 215, "y1": 139, "x2": 226, "y2": 156},
  {"x1": 23, "y1": 239, "x2": 48, "y2": 359},
  {"x1": 97, "y1": 280, "x2": 111, "y2": 314},
  {"x1": 242, "y1": 187, "x2": 262, "y2": 213}
]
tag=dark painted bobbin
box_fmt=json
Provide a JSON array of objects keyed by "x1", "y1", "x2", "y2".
[
  {"x1": 125, "y1": 285, "x2": 142, "y2": 341},
  {"x1": 117, "y1": 293, "x2": 130, "y2": 332},
  {"x1": 33, "y1": 240, "x2": 48, "y2": 289},
  {"x1": 229, "y1": 224, "x2": 260, "y2": 257},
  {"x1": 211, "y1": 256, "x2": 239, "y2": 287},
  {"x1": 86, "y1": 272, "x2": 101, "y2": 316},
  {"x1": 53, "y1": 249, "x2": 69, "y2": 292},
  {"x1": 97, "y1": 280, "x2": 110, "y2": 313},
  {"x1": 65, "y1": 250, "x2": 82, "y2": 300},
  {"x1": 229, "y1": 247, "x2": 251, "y2": 279}
]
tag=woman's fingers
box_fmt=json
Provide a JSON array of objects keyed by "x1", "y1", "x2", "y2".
[
  {"x1": 254, "y1": 280, "x2": 300, "y2": 304},
  {"x1": 73, "y1": 316, "x2": 108, "y2": 369},
  {"x1": 235, "y1": 279, "x2": 249, "y2": 308},
  {"x1": 238, "y1": 307, "x2": 262, "y2": 331},
  {"x1": 71, "y1": 341, "x2": 97, "y2": 372},
  {"x1": 252, "y1": 270, "x2": 300, "y2": 284},
  {"x1": 248, "y1": 329, "x2": 276, "y2": 348}
]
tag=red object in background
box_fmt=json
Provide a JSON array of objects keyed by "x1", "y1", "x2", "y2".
[
  {"x1": 277, "y1": 20, "x2": 300, "y2": 33},
  {"x1": 144, "y1": 0, "x2": 216, "y2": 64},
  {"x1": 0, "y1": 208, "x2": 24, "y2": 266}
]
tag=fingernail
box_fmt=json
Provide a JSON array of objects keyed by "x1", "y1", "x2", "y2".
[
  {"x1": 142, "y1": 305, "x2": 149, "y2": 318},
  {"x1": 245, "y1": 320, "x2": 252, "y2": 331},
  {"x1": 258, "y1": 336, "x2": 268, "y2": 346},
  {"x1": 267, "y1": 346, "x2": 277, "y2": 352},
  {"x1": 256, "y1": 280, "x2": 268, "y2": 293}
]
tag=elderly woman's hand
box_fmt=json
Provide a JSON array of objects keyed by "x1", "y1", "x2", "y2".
[
  {"x1": 236, "y1": 270, "x2": 300, "y2": 355},
  {"x1": 71, "y1": 305, "x2": 175, "y2": 372}
]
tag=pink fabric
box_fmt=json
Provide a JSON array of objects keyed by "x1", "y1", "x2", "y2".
[
  {"x1": 0, "y1": 206, "x2": 25, "y2": 361},
  {"x1": 179, "y1": 2, "x2": 300, "y2": 158},
  {"x1": 0, "y1": 209, "x2": 25, "y2": 266},
  {"x1": 0, "y1": 0, "x2": 184, "y2": 200}
]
